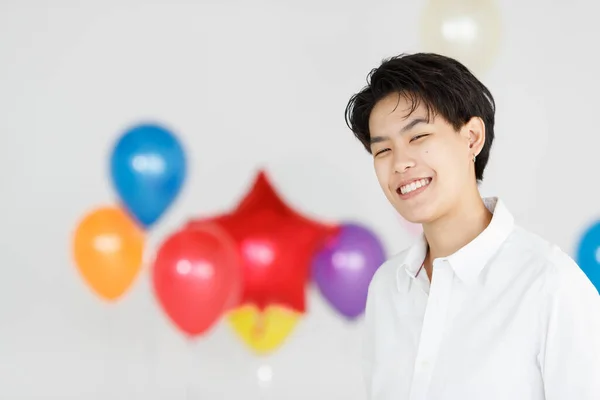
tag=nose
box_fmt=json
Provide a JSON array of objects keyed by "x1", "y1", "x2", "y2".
[{"x1": 393, "y1": 148, "x2": 416, "y2": 174}]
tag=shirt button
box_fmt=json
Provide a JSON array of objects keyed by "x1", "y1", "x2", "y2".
[{"x1": 419, "y1": 360, "x2": 430, "y2": 370}]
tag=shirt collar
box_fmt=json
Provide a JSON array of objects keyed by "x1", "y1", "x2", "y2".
[{"x1": 397, "y1": 197, "x2": 515, "y2": 289}]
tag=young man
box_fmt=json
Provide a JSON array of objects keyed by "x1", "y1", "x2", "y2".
[{"x1": 344, "y1": 53, "x2": 600, "y2": 400}]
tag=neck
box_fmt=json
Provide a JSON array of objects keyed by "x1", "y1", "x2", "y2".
[{"x1": 422, "y1": 190, "x2": 493, "y2": 261}]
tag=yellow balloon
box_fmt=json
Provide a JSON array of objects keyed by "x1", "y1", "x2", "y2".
[
  {"x1": 227, "y1": 304, "x2": 301, "y2": 354},
  {"x1": 419, "y1": 0, "x2": 502, "y2": 76}
]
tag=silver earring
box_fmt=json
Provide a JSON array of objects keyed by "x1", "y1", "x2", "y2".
[{"x1": 473, "y1": 154, "x2": 477, "y2": 163}]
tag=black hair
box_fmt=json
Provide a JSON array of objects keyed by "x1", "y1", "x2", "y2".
[{"x1": 344, "y1": 53, "x2": 495, "y2": 181}]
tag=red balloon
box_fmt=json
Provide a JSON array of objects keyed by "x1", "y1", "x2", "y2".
[
  {"x1": 152, "y1": 223, "x2": 242, "y2": 337},
  {"x1": 187, "y1": 170, "x2": 338, "y2": 312}
]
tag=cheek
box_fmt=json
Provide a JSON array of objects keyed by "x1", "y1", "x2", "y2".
[
  {"x1": 420, "y1": 140, "x2": 457, "y2": 168},
  {"x1": 418, "y1": 145, "x2": 439, "y2": 172},
  {"x1": 373, "y1": 159, "x2": 392, "y2": 189},
  {"x1": 424, "y1": 144, "x2": 467, "y2": 185}
]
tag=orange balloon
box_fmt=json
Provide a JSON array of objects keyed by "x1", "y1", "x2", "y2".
[{"x1": 72, "y1": 205, "x2": 145, "y2": 301}]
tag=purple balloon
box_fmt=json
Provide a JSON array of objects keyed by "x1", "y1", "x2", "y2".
[{"x1": 312, "y1": 223, "x2": 386, "y2": 319}]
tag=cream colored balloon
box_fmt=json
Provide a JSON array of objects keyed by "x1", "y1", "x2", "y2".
[{"x1": 419, "y1": 0, "x2": 502, "y2": 76}]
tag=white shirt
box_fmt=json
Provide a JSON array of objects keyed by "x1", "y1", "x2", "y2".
[{"x1": 363, "y1": 197, "x2": 600, "y2": 400}]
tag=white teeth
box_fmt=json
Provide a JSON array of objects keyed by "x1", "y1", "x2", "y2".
[{"x1": 400, "y1": 178, "x2": 431, "y2": 195}]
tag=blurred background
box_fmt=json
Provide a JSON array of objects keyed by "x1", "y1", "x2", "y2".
[{"x1": 1, "y1": 0, "x2": 599, "y2": 399}]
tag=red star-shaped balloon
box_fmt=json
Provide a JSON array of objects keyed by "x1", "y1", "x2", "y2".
[{"x1": 188, "y1": 170, "x2": 338, "y2": 312}]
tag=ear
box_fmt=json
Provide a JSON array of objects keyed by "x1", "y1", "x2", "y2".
[{"x1": 464, "y1": 116, "x2": 486, "y2": 158}]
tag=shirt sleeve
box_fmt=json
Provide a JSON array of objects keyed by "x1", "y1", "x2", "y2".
[
  {"x1": 539, "y1": 247, "x2": 600, "y2": 399},
  {"x1": 362, "y1": 258, "x2": 393, "y2": 400}
]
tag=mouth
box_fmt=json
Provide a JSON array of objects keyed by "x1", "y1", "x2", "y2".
[{"x1": 396, "y1": 177, "x2": 432, "y2": 199}]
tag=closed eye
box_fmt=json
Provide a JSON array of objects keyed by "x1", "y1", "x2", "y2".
[
  {"x1": 410, "y1": 134, "x2": 429, "y2": 142},
  {"x1": 374, "y1": 148, "x2": 390, "y2": 156}
]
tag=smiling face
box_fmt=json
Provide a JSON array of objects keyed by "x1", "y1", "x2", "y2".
[{"x1": 369, "y1": 93, "x2": 484, "y2": 224}]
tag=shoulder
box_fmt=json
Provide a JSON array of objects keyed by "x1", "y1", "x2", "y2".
[
  {"x1": 505, "y1": 225, "x2": 555, "y2": 259},
  {"x1": 366, "y1": 245, "x2": 411, "y2": 299},
  {"x1": 509, "y1": 225, "x2": 599, "y2": 300},
  {"x1": 541, "y1": 243, "x2": 599, "y2": 300}
]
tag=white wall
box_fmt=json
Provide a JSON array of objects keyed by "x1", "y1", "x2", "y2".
[{"x1": 1, "y1": 0, "x2": 599, "y2": 399}]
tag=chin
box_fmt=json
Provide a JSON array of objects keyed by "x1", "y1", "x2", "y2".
[
  {"x1": 402, "y1": 215, "x2": 431, "y2": 225},
  {"x1": 395, "y1": 205, "x2": 437, "y2": 225}
]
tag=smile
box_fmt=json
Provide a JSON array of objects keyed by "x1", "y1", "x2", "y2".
[{"x1": 397, "y1": 178, "x2": 432, "y2": 196}]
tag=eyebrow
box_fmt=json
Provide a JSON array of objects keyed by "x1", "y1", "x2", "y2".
[{"x1": 370, "y1": 117, "x2": 430, "y2": 145}]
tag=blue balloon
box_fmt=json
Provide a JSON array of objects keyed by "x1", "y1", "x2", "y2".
[
  {"x1": 575, "y1": 221, "x2": 600, "y2": 294},
  {"x1": 110, "y1": 123, "x2": 186, "y2": 228}
]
